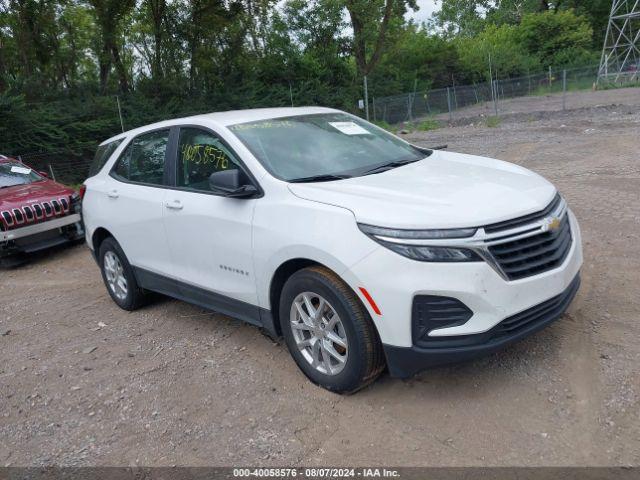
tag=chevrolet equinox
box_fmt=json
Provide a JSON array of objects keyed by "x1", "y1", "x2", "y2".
[{"x1": 82, "y1": 107, "x2": 582, "y2": 393}]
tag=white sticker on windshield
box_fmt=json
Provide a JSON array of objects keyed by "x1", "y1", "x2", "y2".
[
  {"x1": 329, "y1": 121, "x2": 370, "y2": 135},
  {"x1": 10, "y1": 166, "x2": 31, "y2": 175}
]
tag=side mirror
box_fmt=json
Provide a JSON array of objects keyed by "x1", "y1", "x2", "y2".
[
  {"x1": 208, "y1": 169, "x2": 258, "y2": 198},
  {"x1": 39, "y1": 171, "x2": 50, "y2": 178}
]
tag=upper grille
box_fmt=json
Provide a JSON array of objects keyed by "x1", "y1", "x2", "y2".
[
  {"x1": 488, "y1": 213, "x2": 572, "y2": 280},
  {"x1": 484, "y1": 194, "x2": 561, "y2": 234},
  {"x1": 0, "y1": 197, "x2": 71, "y2": 231}
]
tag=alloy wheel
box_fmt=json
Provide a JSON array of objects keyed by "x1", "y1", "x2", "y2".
[
  {"x1": 103, "y1": 251, "x2": 128, "y2": 301},
  {"x1": 289, "y1": 292, "x2": 348, "y2": 375}
]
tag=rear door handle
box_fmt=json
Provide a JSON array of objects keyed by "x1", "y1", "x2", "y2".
[
  {"x1": 165, "y1": 200, "x2": 183, "y2": 210},
  {"x1": 107, "y1": 190, "x2": 119, "y2": 199}
]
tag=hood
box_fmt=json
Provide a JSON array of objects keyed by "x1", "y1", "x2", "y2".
[
  {"x1": 288, "y1": 150, "x2": 556, "y2": 229},
  {"x1": 0, "y1": 179, "x2": 75, "y2": 211}
]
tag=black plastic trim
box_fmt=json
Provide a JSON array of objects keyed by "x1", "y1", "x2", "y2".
[
  {"x1": 383, "y1": 273, "x2": 580, "y2": 378},
  {"x1": 132, "y1": 267, "x2": 277, "y2": 336},
  {"x1": 412, "y1": 295, "x2": 473, "y2": 346}
]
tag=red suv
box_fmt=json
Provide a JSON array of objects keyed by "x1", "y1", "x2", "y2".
[{"x1": 0, "y1": 154, "x2": 84, "y2": 264}]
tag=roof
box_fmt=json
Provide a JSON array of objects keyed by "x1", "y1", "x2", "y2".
[
  {"x1": 192, "y1": 106, "x2": 340, "y2": 125},
  {"x1": 100, "y1": 106, "x2": 341, "y2": 146}
]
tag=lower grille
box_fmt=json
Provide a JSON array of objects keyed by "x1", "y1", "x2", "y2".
[
  {"x1": 492, "y1": 274, "x2": 581, "y2": 337},
  {"x1": 488, "y1": 214, "x2": 572, "y2": 280},
  {"x1": 412, "y1": 296, "x2": 473, "y2": 347},
  {"x1": 412, "y1": 274, "x2": 580, "y2": 349}
]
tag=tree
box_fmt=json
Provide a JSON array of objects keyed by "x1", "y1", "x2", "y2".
[
  {"x1": 182, "y1": 0, "x2": 242, "y2": 93},
  {"x1": 434, "y1": 0, "x2": 490, "y2": 36},
  {"x1": 344, "y1": 0, "x2": 417, "y2": 77},
  {"x1": 87, "y1": 0, "x2": 136, "y2": 93},
  {"x1": 436, "y1": 0, "x2": 608, "y2": 48},
  {"x1": 3, "y1": 0, "x2": 61, "y2": 95},
  {"x1": 146, "y1": 0, "x2": 166, "y2": 81},
  {"x1": 518, "y1": 10, "x2": 594, "y2": 68},
  {"x1": 370, "y1": 23, "x2": 461, "y2": 93},
  {"x1": 455, "y1": 23, "x2": 538, "y2": 82}
]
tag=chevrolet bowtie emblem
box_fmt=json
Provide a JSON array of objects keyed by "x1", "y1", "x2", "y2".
[{"x1": 542, "y1": 216, "x2": 561, "y2": 232}]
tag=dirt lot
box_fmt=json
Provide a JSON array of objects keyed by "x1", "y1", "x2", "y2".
[{"x1": 1, "y1": 88, "x2": 639, "y2": 467}]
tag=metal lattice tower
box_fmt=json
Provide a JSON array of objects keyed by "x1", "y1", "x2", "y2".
[{"x1": 598, "y1": 0, "x2": 640, "y2": 83}]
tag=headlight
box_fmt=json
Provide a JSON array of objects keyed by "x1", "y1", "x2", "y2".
[
  {"x1": 358, "y1": 224, "x2": 482, "y2": 262},
  {"x1": 358, "y1": 224, "x2": 476, "y2": 240}
]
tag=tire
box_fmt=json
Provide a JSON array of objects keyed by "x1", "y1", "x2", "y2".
[
  {"x1": 280, "y1": 266, "x2": 385, "y2": 394},
  {"x1": 0, "y1": 254, "x2": 27, "y2": 269},
  {"x1": 98, "y1": 237, "x2": 147, "y2": 311}
]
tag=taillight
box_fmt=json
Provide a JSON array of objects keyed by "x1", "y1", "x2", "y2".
[{"x1": 79, "y1": 184, "x2": 87, "y2": 200}]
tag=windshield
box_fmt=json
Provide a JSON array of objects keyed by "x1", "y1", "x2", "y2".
[
  {"x1": 0, "y1": 162, "x2": 43, "y2": 189},
  {"x1": 228, "y1": 113, "x2": 425, "y2": 181}
]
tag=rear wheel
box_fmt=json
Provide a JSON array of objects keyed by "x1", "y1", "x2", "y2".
[
  {"x1": 98, "y1": 237, "x2": 146, "y2": 310},
  {"x1": 280, "y1": 266, "x2": 385, "y2": 393}
]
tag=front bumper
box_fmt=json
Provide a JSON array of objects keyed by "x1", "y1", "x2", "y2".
[
  {"x1": 342, "y1": 208, "x2": 583, "y2": 377},
  {"x1": 0, "y1": 213, "x2": 84, "y2": 257},
  {"x1": 0, "y1": 213, "x2": 82, "y2": 242},
  {"x1": 345, "y1": 210, "x2": 582, "y2": 346},
  {"x1": 383, "y1": 273, "x2": 580, "y2": 378}
]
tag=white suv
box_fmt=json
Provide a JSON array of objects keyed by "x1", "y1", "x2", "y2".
[{"x1": 82, "y1": 107, "x2": 582, "y2": 393}]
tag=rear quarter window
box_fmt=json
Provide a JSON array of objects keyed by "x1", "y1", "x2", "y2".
[{"x1": 89, "y1": 139, "x2": 124, "y2": 177}]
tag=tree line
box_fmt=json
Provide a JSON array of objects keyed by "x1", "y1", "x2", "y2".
[{"x1": 0, "y1": 0, "x2": 609, "y2": 159}]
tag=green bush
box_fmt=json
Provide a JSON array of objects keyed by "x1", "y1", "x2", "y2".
[
  {"x1": 455, "y1": 24, "x2": 539, "y2": 83},
  {"x1": 518, "y1": 11, "x2": 594, "y2": 69},
  {"x1": 416, "y1": 119, "x2": 440, "y2": 131}
]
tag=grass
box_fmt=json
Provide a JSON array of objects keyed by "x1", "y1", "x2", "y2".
[
  {"x1": 486, "y1": 116, "x2": 501, "y2": 128},
  {"x1": 598, "y1": 80, "x2": 640, "y2": 90},
  {"x1": 372, "y1": 120, "x2": 396, "y2": 133},
  {"x1": 373, "y1": 117, "x2": 441, "y2": 134},
  {"x1": 415, "y1": 118, "x2": 440, "y2": 131}
]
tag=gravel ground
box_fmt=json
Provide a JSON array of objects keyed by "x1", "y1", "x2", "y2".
[{"x1": 1, "y1": 88, "x2": 639, "y2": 467}]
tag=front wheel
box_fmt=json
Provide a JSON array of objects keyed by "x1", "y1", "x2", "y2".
[
  {"x1": 280, "y1": 266, "x2": 385, "y2": 393},
  {"x1": 98, "y1": 237, "x2": 147, "y2": 311}
]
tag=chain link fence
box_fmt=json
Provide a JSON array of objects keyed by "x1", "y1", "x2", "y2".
[
  {"x1": 15, "y1": 152, "x2": 90, "y2": 186},
  {"x1": 371, "y1": 65, "x2": 602, "y2": 125},
  {"x1": 6, "y1": 64, "x2": 634, "y2": 186}
]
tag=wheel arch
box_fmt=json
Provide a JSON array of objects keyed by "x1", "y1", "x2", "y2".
[
  {"x1": 91, "y1": 227, "x2": 113, "y2": 253},
  {"x1": 269, "y1": 258, "x2": 320, "y2": 336},
  {"x1": 268, "y1": 257, "x2": 376, "y2": 339}
]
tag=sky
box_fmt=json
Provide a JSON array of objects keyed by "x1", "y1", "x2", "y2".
[{"x1": 407, "y1": 0, "x2": 439, "y2": 24}]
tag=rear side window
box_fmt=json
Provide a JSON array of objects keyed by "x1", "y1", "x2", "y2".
[
  {"x1": 89, "y1": 139, "x2": 123, "y2": 177},
  {"x1": 111, "y1": 130, "x2": 169, "y2": 186}
]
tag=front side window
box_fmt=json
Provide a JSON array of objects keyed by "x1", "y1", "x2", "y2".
[
  {"x1": 0, "y1": 162, "x2": 44, "y2": 189},
  {"x1": 228, "y1": 113, "x2": 425, "y2": 182},
  {"x1": 89, "y1": 139, "x2": 124, "y2": 177},
  {"x1": 112, "y1": 130, "x2": 169, "y2": 185},
  {"x1": 176, "y1": 127, "x2": 241, "y2": 192}
]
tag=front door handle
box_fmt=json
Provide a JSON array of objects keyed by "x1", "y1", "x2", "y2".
[
  {"x1": 165, "y1": 200, "x2": 183, "y2": 210},
  {"x1": 107, "y1": 190, "x2": 119, "y2": 199}
]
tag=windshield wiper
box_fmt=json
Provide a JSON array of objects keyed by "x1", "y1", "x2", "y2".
[
  {"x1": 362, "y1": 158, "x2": 420, "y2": 176},
  {"x1": 288, "y1": 174, "x2": 352, "y2": 183}
]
